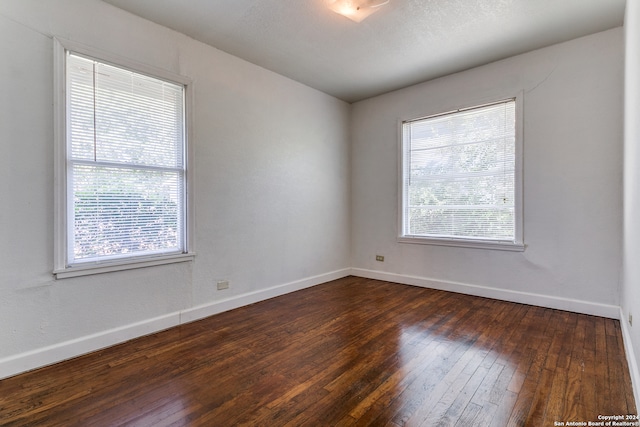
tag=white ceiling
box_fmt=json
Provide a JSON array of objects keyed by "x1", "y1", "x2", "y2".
[{"x1": 102, "y1": 0, "x2": 626, "y2": 103}]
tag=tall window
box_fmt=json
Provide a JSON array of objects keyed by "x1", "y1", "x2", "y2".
[
  {"x1": 399, "y1": 98, "x2": 523, "y2": 251},
  {"x1": 55, "y1": 41, "x2": 193, "y2": 277}
]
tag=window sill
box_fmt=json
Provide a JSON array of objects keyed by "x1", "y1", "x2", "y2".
[
  {"x1": 53, "y1": 253, "x2": 195, "y2": 279},
  {"x1": 398, "y1": 236, "x2": 525, "y2": 252}
]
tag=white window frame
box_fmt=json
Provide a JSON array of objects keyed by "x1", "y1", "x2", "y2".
[
  {"x1": 53, "y1": 38, "x2": 195, "y2": 279},
  {"x1": 397, "y1": 93, "x2": 524, "y2": 251}
]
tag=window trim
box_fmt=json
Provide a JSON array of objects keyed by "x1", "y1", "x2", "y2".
[
  {"x1": 53, "y1": 38, "x2": 195, "y2": 278},
  {"x1": 397, "y1": 92, "x2": 525, "y2": 251}
]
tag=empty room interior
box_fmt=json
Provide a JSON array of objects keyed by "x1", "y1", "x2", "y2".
[{"x1": 2, "y1": 0, "x2": 640, "y2": 425}]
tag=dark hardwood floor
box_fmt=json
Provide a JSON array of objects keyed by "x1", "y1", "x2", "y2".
[{"x1": 0, "y1": 276, "x2": 636, "y2": 426}]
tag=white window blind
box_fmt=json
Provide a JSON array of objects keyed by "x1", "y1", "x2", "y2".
[
  {"x1": 66, "y1": 53, "x2": 186, "y2": 265},
  {"x1": 401, "y1": 99, "x2": 517, "y2": 243}
]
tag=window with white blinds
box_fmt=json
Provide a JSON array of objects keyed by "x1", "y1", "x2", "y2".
[
  {"x1": 63, "y1": 51, "x2": 188, "y2": 267},
  {"x1": 400, "y1": 99, "x2": 523, "y2": 250}
]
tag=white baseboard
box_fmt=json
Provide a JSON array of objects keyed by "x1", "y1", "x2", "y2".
[
  {"x1": 0, "y1": 267, "x2": 629, "y2": 384},
  {"x1": 0, "y1": 268, "x2": 351, "y2": 380},
  {"x1": 620, "y1": 307, "x2": 640, "y2": 410},
  {"x1": 350, "y1": 268, "x2": 621, "y2": 319},
  {"x1": 353, "y1": 269, "x2": 640, "y2": 406},
  {"x1": 0, "y1": 312, "x2": 180, "y2": 382},
  {"x1": 179, "y1": 268, "x2": 351, "y2": 324}
]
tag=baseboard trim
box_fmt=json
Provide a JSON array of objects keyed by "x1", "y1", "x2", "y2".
[
  {"x1": 620, "y1": 307, "x2": 640, "y2": 410},
  {"x1": 0, "y1": 312, "x2": 180, "y2": 382},
  {"x1": 350, "y1": 268, "x2": 620, "y2": 319},
  {"x1": 179, "y1": 268, "x2": 352, "y2": 324},
  {"x1": 0, "y1": 268, "x2": 351, "y2": 380},
  {"x1": 0, "y1": 267, "x2": 627, "y2": 381}
]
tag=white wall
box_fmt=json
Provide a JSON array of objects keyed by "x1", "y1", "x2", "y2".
[
  {"x1": 622, "y1": 0, "x2": 640, "y2": 399},
  {"x1": 351, "y1": 28, "x2": 623, "y2": 314},
  {"x1": 0, "y1": 0, "x2": 351, "y2": 377}
]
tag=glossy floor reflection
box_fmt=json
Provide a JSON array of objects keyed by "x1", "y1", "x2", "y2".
[{"x1": 0, "y1": 276, "x2": 635, "y2": 426}]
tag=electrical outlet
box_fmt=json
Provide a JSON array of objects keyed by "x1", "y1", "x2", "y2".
[
  {"x1": 375, "y1": 255, "x2": 384, "y2": 262},
  {"x1": 217, "y1": 280, "x2": 229, "y2": 290},
  {"x1": 629, "y1": 313, "x2": 633, "y2": 327}
]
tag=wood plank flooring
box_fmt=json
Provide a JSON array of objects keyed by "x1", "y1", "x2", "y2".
[{"x1": 0, "y1": 276, "x2": 636, "y2": 426}]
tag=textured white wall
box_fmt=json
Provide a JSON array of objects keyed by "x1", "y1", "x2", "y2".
[
  {"x1": 351, "y1": 28, "x2": 623, "y2": 306},
  {"x1": 622, "y1": 0, "x2": 640, "y2": 392},
  {"x1": 0, "y1": 0, "x2": 350, "y2": 362}
]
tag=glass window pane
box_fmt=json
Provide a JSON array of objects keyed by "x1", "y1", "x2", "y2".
[
  {"x1": 66, "y1": 52, "x2": 186, "y2": 264},
  {"x1": 403, "y1": 100, "x2": 516, "y2": 241}
]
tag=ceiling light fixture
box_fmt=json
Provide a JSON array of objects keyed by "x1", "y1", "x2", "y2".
[{"x1": 327, "y1": 0, "x2": 390, "y2": 22}]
